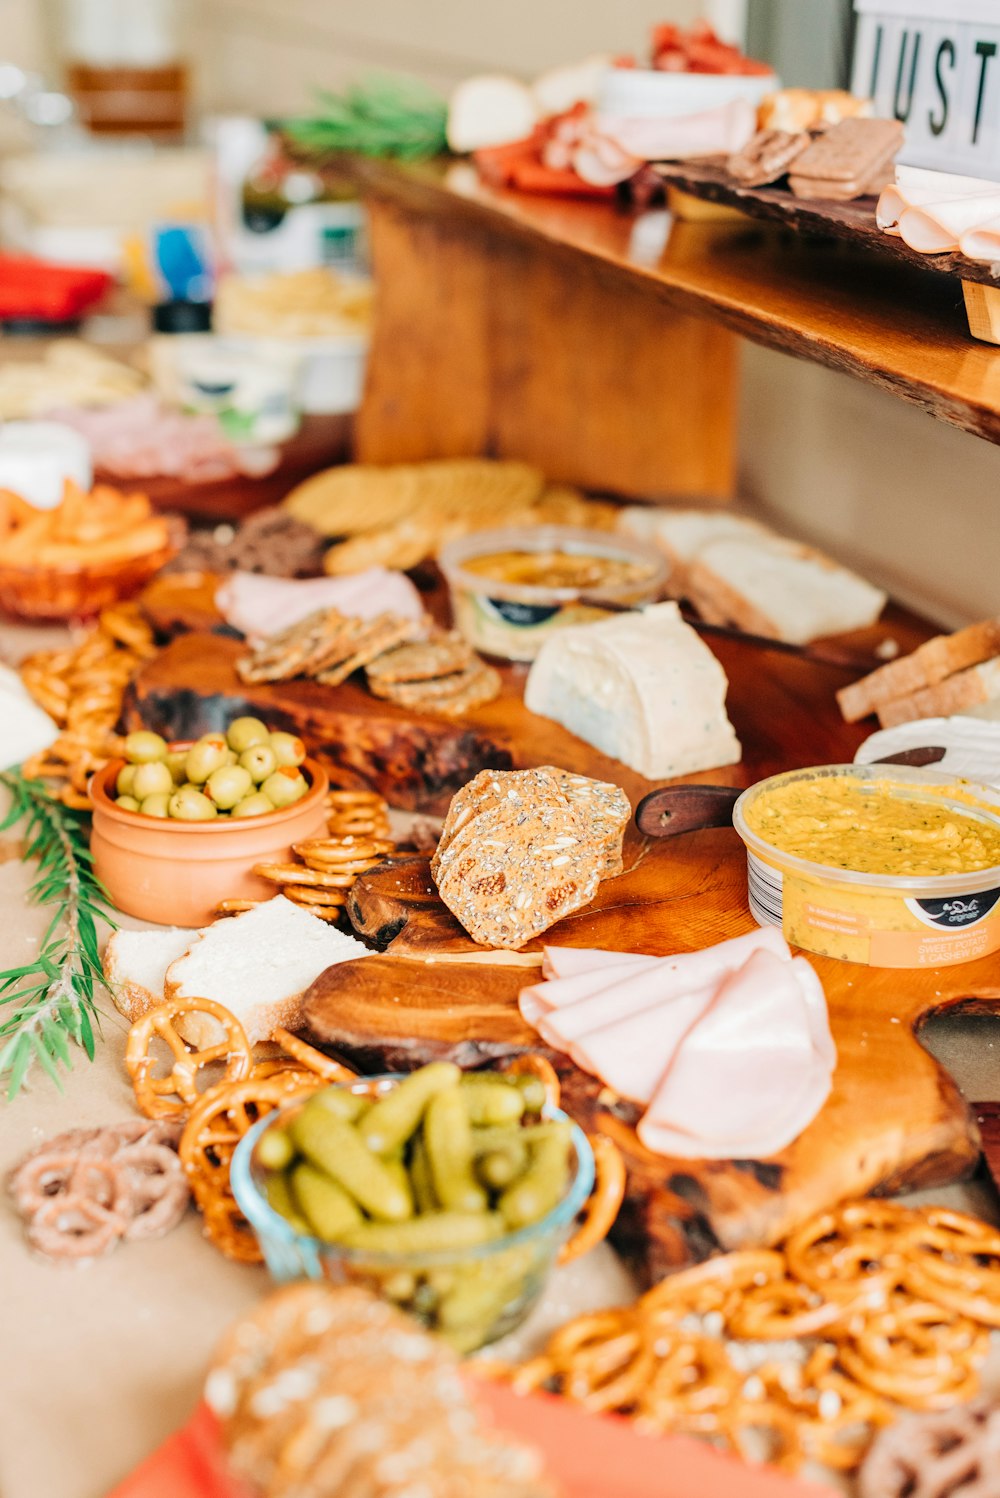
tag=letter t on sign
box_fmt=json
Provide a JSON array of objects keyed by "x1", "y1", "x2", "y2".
[{"x1": 974, "y1": 40, "x2": 997, "y2": 144}]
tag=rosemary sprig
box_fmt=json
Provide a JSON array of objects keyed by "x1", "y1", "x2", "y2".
[
  {"x1": 283, "y1": 74, "x2": 448, "y2": 162},
  {"x1": 0, "y1": 770, "x2": 116, "y2": 1100}
]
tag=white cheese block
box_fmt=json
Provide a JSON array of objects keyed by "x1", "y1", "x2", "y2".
[
  {"x1": 524, "y1": 601, "x2": 742, "y2": 781},
  {"x1": 0, "y1": 665, "x2": 57, "y2": 769}
]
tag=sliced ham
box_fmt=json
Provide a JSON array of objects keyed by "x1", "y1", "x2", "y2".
[
  {"x1": 897, "y1": 195, "x2": 1000, "y2": 254},
  {"x1": 960, "y1": 215, "x2": 1000, "y2": 262},
  {"x1": 216, "y1": 568, "x2": 425, "y2": 641},
  {"x1": 541, "y1": 947, "x2": 656, "y2": 980},
  {"x1": 636, "y1": 950, "x2": 834, "y2": 1159},
  {"x1": 527, "y1": 927, "x2": 789, "y2": 1042},
  {"x1": 599, "y1": 98, "x2": 756, "y2": 162},
  {"x1": 564, "y1": 981, "x2": 718, "y2": 1103},
  {"x1": 518, "y1": 931, "x2": 835, "y2": 1162},
  {"x1": 519, "y1": 957, "x2": 661, "y2": 1028}
]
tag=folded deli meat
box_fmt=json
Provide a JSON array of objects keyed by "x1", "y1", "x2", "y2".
[
  {"x1": 519, "y1": 930, "x2": 836, "y2": 1159},
  {"x1": 524, "y1": 601, "x2": 741, "y2": 780}
]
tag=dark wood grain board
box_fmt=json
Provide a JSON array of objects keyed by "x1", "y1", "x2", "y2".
[{"x1": 652, "y1": 159, "x2": 995, "y2": 285}]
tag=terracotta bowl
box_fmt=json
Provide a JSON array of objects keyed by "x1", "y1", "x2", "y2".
[{"x1": 90, "y1": 748, "x2": 329, "y2": 928}]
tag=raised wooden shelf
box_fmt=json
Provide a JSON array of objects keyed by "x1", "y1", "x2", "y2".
[{"x1": 351, "y1": 158, "x2": 1000, "y2": 448}]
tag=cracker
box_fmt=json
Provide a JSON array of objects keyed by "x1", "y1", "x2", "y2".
[
  {"x1": 236, "y1": 609, "x2": 345, "y2": 684},
  {"x1": 313, "y1": 613, "x2": 420, "y2": 686},
  {"x1": 726, "y1": 129, "x2": 810, "y2": 187},
  {"x1": 366, "y1": 631, "x2": 474, "y2": 685},
  {"x1": 787, "y1": 117, "x2": 903, "y2": 192},
  {"x1": 373, "y1": 662, "x2": 502, "y2": 716}
]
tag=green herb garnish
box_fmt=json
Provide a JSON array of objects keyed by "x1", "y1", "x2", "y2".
[
  {"x1": 0, "y1": 770, "x2": 115, "y2": 1100},
  {"x1": 284, "y1": 74, "x2": 448, "y2": 162}
]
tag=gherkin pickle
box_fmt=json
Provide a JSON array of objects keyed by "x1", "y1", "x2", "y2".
[
  {"x1": 499, "y1": 1125, "x2": 572, "y2": 1231},
  {"x1": 291, "y1": 1162, "x2": 363, "y2": 1241},
  {"x1": 359, "y1": 1062, "x2": 459, "y2": 1155},
  {"x1": 459, "y1": 1077, "x2": 526, "y2": 1126},
  {"x1": 264, "y1": 1171, "x2": 312, "y2": 1236},
  {"x1": 423, "y1": 1087, "x2": 487, "y2": 1214},
  {"x1": 290, "y1": 1108, "x2": 412, "y2": 1222}
]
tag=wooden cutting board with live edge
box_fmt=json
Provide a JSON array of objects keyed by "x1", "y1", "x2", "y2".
[{"x1": 305, "y1": 834, "x2": 1000, "y2": 1285}]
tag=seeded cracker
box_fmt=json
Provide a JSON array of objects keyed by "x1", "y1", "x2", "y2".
[{"x1": 431, "y1": 767, "x2": 629, "y2": 949}]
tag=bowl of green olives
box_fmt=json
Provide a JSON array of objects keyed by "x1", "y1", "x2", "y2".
[
  {"x1": 90, "y1": 717, "x2": 329, "y2": 927},
  {"x1": 231, "y1": 1063, "x2": 602, "y2": 1354}
]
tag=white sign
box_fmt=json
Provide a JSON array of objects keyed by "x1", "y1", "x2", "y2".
[{"x1": 853, "y1": 0, "x2": 1000, "y2": 180}]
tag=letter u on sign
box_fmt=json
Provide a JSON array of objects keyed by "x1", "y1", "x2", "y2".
[{"x1": 853, "y1": 0, "x2": 1000, "y2": 179}]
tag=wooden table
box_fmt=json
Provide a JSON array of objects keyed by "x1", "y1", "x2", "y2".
[{"x1": 347, "y1": 158, "x2": 1000, "y2": 454}]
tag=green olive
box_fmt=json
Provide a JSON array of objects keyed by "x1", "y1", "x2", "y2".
[
  {"x1": 116, "y1": 764, "x2": 137, "y2": 797},
  {"x1": 168, "y1": 786, "x2": 218, "y2": 821},
  {"x1": 131, "y1": 761, "x2": 174, "y2": 800},
  {"x1": 231, "y1": 792, "x2": 275, "y2": 818},
  {"x1": 115, "y1": 795, "x2": 141, "y2": 812},
  {"x1": 164, "y1": 750, "x2": 188, "y2": 785},
  {"x1": 205, "y1": 765, "x2": 253, "y2": 811},
  {"x1": 225, "y1": 748, "x2": 239, "y2": 765},
  {"x1": 227, "y1": 716, "x2": 270, "y2": 753},
  {"x1": 261, "y1": 768, "x2": 308, "y2": 808},
  {"x1": 238, "y1": 744, "x2": 277, "y2": 784},
  {"x1": 184, "y1": 735, "x2": 229, "y2": 785},
  {"x1": 268, "y1": 732, "x2": 306, "y2": 769},
  {"x1": 124, "y1": 730, "x2": 168, "y2": 765},
  {"x1": 139, "y1": 792, "x2": 171, "y2": 818}
]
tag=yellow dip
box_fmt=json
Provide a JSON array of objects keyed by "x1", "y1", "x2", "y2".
[
  {"x1": 744, "y1": 776, "x2": 1000, "y2": 877},
  {"x1": 461, "y1": 549, "x2": 655, "y2": 592}
]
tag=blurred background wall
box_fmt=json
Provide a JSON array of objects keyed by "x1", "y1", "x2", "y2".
[{"x1": 2, "y1": 0, "x2": 997, "y2": 624}]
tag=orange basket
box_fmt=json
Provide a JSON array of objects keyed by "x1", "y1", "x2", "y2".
[{"x1": 0, "y1": 516, "x2": 185, "y2": 623}]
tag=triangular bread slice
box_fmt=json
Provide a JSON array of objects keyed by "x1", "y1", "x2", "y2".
[
  {"x1": 103, "y1": 926, "x2": 196, "y2": 1024},
  {"x1": 837, "y1": 617, "x2": 1000, "y2": 723},
  {"x1": 163, "y1": 895, "x2": 368, "y2": 1046},
  {"x1": 877, "y1": 657, "x2": 1000, "y2": 729}
]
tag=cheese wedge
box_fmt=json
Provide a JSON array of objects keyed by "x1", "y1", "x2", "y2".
[{"x1": 524, "y1": 601, "x2": 741, "y2": 780}]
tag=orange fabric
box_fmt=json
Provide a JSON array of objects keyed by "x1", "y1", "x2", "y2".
[{"x1": 108, "y1": 1390, "x2": 838, "y2": 1498}]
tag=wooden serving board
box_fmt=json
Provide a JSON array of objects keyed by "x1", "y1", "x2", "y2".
[
  {"x1": 652, "y1": 159, "x2": 996, "y2": 286},
  {"x1": 305, "y1": 837, "x2": 1000, "y2": 1284}
]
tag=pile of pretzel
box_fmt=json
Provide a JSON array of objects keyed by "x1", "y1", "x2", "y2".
[
  {"x1": 503, "y1": 1199, "x2": 1000, "y2": 1474},
  {"x1": 7, "y1": 1118, "x2": 190, "y2": 1264},
  {"x1": 19, "y1": 601, "x2": 157, "y2": 809},
  {"x1": 216, "y1": 789, "x2": 394, "y2": 923},
  {"x1": 123, "y1": 994, "x2": 357, "y2": 1262}
]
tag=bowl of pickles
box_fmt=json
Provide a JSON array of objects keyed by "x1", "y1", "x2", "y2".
[
  {"x1": 90, "y1": 716, "x2": 329, "y2": 927},
  {"x1": 231, "y1": 1063, "x2": 601, "y2": 1353}
]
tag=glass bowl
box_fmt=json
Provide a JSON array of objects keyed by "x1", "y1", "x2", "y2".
[{"x1": 231, "y1": 1075, "x2": 596, "y2": 1353}]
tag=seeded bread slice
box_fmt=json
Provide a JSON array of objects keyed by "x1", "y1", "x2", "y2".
[
  {"x1": 877, "y1": 657, "x2": 1000, "y2": 729},
  {"x1": 838, "y1": 618, "x2": 1000, "y2": 723}
]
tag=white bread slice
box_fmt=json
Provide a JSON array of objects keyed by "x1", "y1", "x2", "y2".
[
  {"x1": 878, "y1": 657, "x2": 1000, "y2": 729},
  {"x1": 163, "y1": 895, "x2": 367, "y2": 1047},
  {"x1": 102, "y1": 926, "x2": 196, "y2": 1024},
  {"x1": 617, "y1": 507, "x2": 885, "y2": 644},
  {"x1": 838, "y1": 617, "x2": 1000, "y2": 723}
]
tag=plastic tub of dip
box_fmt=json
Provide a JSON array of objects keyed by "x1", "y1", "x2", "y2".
[
  {"x1": 439, "y1": 525, "x2": 666, "y2": 663},
  {"x1": 733, "y1": 763, "x2": 1000, "y2": 968}
]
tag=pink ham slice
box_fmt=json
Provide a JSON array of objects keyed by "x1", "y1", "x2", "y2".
[
  {"x1": 541, "y1": 948, "x2": 656, "y2": 981},
  {"x1": 563, "y1": 981, "x2": 719, "y2": 1103},
  {"x1": 636, "y1": 951, "x2": 834, "y2": 1159},
  {"x1": 524, "y1": 927, "x2": 790, "y2": 1041},
  {"x1": 598, "y1": 98, "x2": 756, "y2": 162}
]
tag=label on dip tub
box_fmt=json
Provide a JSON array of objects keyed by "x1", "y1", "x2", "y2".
[{"x1": 751, "y1": 848, "x2": 1000, "y2": 967}]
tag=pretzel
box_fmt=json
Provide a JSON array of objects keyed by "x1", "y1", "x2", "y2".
[
  {"x1": 500, "y1": 1198, "x2": 1000, "y2": 1477},
  {"x1": 125, "y1": 998, "x2": 253, "y2": 1119},
  {"x1": 9, "y1": 1121, "x2": 189, "y2": 1262},
  {"x1": 858, "y1": 1397, "x2": 1000, "y2": 1498},
  {"x1": 181, "y1": 1071, "x2": 325, "y2": 1264},
  {"x1": 253, "y1": 863, "x2": 356, "y2": 890},
  {"x1": 558, "y1": 1133, "x2": 626, "y2": 1267},
  {"x1": 269, "y1": 1028, "x2": 358, "y2": 1084}
]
